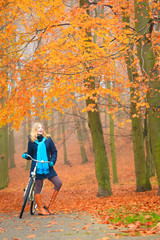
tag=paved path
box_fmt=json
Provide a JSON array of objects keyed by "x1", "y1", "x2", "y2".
[{"x1": 0, "y1": 212, "x2": 160, "y2": 240}]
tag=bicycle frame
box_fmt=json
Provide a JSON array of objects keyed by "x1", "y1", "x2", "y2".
[
  {"x1": 23, "y1": 155, "x2": 45, "y2": 201},
  {"x1": 19, "y1": 154, "x2": 49, "y2": 218},
  {"x1": 23, "y1": 157, "x2": 37, "y2": 200}
]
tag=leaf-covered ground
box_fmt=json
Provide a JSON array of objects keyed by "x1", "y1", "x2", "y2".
[{"x1": 0, "y1": 126, "x2": 160, "y2": 237}]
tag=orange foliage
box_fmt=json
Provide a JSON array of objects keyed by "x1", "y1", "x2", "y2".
[{"x1": 0, "y1": 0, "x2": 159, "y2": 129}]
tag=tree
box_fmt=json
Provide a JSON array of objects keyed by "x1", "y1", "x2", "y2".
[
  {"x1": 57, "y1": 112, "x2": 62, "y2": 142},
  {"x1": 122, "y1": 1, "x2": 151, "y2": 191},
  {"x1": 144, "y1": 114, "x2": 155, "y2": 178},
  {"x1": 26, "y1": 117, "x2": 32, "y2": 170},
  {"x1": 73, "y1": 106, "x2": 88, "y2": 164},
  {"x1": 23, "y1": 119, "x2": 27, "y2": 151},
  {"x1": 50, "y1": 110, "x2": 55, "y2": 140},
  {"x1": 8, "y1": 127, "x2": 16, "y2": 169},
  {"x1": 107, "y1": 80, "x2": 118, "y2": 184},
  {"x1": 61, "y1": 113, "x2": 68, "y2": 165},
  {"x1": 134, "y1": 0, "x2": 160, "y2": 194},
  {"x1": 0, "y1": 125, "x2": 9, "y2": 189},
  {"x1": 79, "y1": 0, "x2": 112, "y2": 197}
]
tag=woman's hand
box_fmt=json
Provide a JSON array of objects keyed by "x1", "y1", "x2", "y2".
[
  {"x1": 22, "y1": 153, "x2": 28, "y2": 159},
  {"x1": 49, "y1": 161, "x2": 54, "y2": 167}
]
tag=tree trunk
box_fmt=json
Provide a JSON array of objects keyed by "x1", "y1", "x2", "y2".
[
  {"x1": 26, "y1": 117, "x2": 32, "y2": 170},
  {"x1": 8, "y1": 127, "x2": 16, "y2": 169},
  {"x1": 107, "y1": 81, "x2": 118, "y2": 183},
  {"x1": 78, "y1": 102, "x2": 92, "y2": 152},
  {"x1": 0, "y1": 125, "x2": 9, "y2": 189},
  {"x1": 122, "y1": 5, "x2": 151, "y2": 191},
  {"x1": 104, "y1": 109, "x2": 107, "y2": 129},
  {"x1": 144, "y1": 115, "x2": 155, "y2": 178},
  {"x1": 134, "y1": 0, "x2": 160, "y2": 194},
  {"x1": 23, "y1": 119, "x2": 27, "y2": 151},
  {"x1": 73, "y1": 107, "x2": 88, "y2": 164},
  {"x1": 80, "y1": 0, "x2": 112, "y2": 197},
  {"x1": 43, "y1": 119, "x2": 49, "y2": 132},
  {"x1": 57, "y1": 111, "x2": 62, "y2": 141},
  {"x1": 87, "y1": 102, "x2": 112, "y2": 196},
  {"x1": 110, "y1": 113, "x2": 118, "y2": 183},
  {"x1": 131, "y1": 107, "x2": 151, "y2": 191},
  {"x1": 50, "y1": 111, "x2": 55, "y2": 140},
  {"x1": 61, "y1": 114, "x2": 68, "y2": 165}
]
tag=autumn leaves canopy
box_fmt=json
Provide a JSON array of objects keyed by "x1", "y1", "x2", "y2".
[{"x1": 1, "y1": 0, "x2": 159, "y2": 129}]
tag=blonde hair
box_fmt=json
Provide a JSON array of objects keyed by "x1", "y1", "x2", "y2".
[{"x1": 30, "y1": 122, "x2": 50, "y2": 142}]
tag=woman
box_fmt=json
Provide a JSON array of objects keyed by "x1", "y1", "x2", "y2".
[{"x1": 22, "y1": 122, "x2": 62, "y2": 215}]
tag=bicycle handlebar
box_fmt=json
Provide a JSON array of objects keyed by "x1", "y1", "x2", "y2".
[{"x1": 24, "y1": 154, "x2": 50, "y2": 163}]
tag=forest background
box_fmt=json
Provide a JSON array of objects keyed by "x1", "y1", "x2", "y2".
[{"x1": 0, "y1": 0, "x2": 160, "y2": 236}]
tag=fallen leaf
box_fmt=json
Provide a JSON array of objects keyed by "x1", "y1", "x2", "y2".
[
  {"x1": 0, "y1": 227, "x2": 5, "y2": 233},
  {"x1": 48, "y1": 229, "x2": 64, "y2": 232},
  {"x1": 82, "y1": 224, "x2": 90, "y2": 230},
  {"x1": 26, "y1": 235, "x2": 36, "y2": 238},
  {"x1": 98, "y1": 237, "x2": 110, "y2": 240},
  {"x1": 127, "y1": 223, "x2": 136, "y2": 229}
]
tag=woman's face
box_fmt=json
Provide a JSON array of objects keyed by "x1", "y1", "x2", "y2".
[{"x1": 37, "y1": 124, "x2": 43, "y2": 135}]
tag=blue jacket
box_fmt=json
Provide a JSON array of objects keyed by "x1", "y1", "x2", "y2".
[{"x1": 27, "y1": 135, "x2": 57, "y2": 179}]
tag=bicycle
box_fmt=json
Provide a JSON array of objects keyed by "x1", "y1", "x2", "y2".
[{"x1": 19, "y1": 154, "x2": 49, "y2": 218}]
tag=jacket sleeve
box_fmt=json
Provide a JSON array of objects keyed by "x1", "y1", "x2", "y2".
[
  {"x1": 49, "y1": 138, "x2": 57, "y2": 165},
  {"x1": 26, "y1": 140, "x2": 34, "y2": 159}
]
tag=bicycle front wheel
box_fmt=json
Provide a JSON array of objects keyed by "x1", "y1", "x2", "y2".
[
  {"x1": 30, "y1": 200, "x2": 37, "y2": 215},
  {"x1": 19, "y1": 178, "x2": 34, "y2": 218}
]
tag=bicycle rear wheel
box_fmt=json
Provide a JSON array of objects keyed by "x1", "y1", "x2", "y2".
[{"x1": 19, "y1": 178, "x2": 34, "y2": 218}]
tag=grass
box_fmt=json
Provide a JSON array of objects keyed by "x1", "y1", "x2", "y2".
[{"x1": 106, "y1": 206, "x2": 160, "y2": 228}]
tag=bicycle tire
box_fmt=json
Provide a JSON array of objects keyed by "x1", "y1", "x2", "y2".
[
  {"x1": 30, "y1": 200, "x2": 37, "y2": 215},
  {"x1": 19, "y1": 178, "x2": 34, "y2": 218}
]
